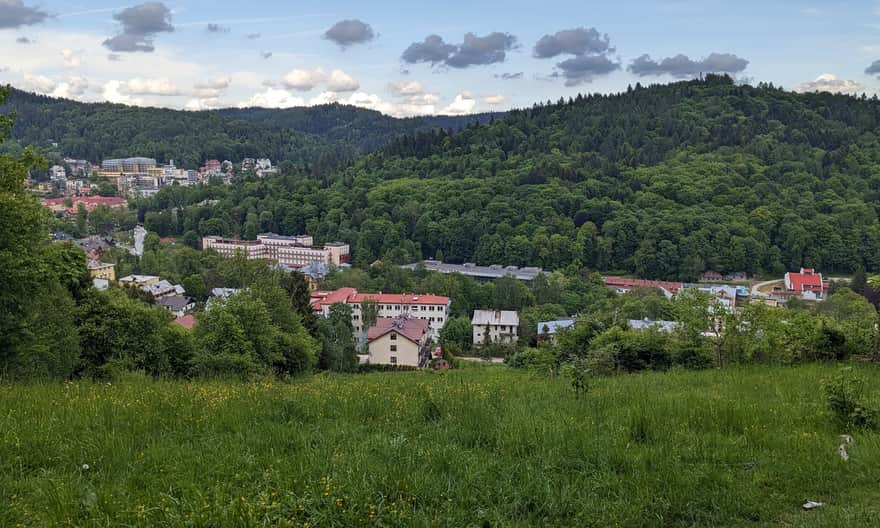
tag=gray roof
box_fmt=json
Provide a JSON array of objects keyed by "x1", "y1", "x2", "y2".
[
  {"x1": 156, "y1": 295, "x2": 193, "y2": 311},
  {"x1": 401, "y1": 260, "x2": 546, "y2": 281},
  {"x1": 472, "y1": 310, "x2": 519, "y2": 326},
  {"x1": 537, "y1": 319, "x2": 575, "y2": 335},
  {"x1": 627, "y1": 318, "x2": 679, "y2": 332}
]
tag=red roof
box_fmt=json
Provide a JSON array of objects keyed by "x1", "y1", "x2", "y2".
[
  {"x1": 603, "y1": 276, "x2": 684, "y2": 294},
  {"x1": 367, "y1": 317, "x2": 429, "y2": 344},
  {"x1": 786, "y1": 269, "x2": 826, "y2": 292},
  {"x1": 309, "y1": 288, "x2": 450, "y2": 310},
  {"x1": 174, "y1": 314, "x2": 196, "y2": 329}
]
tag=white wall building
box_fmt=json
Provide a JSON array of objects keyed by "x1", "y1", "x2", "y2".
[{"x1": 472, "y1": 310, "x2": 520, "y2": 345}]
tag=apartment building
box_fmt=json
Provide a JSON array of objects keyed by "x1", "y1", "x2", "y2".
[
  {"x1": 310, "y1": 288, "x2": 451, "y2": 340},
  {"x1": 472, "y1": 310, "x2": 520, "y2": 345},
  {"x1": 366, "y1": 316, "x2": 430, "y2": 367}
]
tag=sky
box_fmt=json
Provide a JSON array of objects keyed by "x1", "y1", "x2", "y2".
[{"x1": 1, "y1": 0, "x2": 879, "y2": 117}]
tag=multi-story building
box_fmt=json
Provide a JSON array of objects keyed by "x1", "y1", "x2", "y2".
[
  {"x1": 101, "y1": 157, "x2": 157, "y2": 172},
  {"x1": 87, "y1": 260, "x2": 116, "y2": 281},
  {"x1": 202, "y1": 233, "x2": 350, "y2": 267},
  {"x1": 401, "y1": 260, "x2": 547, "y2": 283},
  {"x1": 63, "y1": 158, "x2": 93, "y2": 177},
  {"x1": 50, "y1": 165, "x2": 67, "y2": 181},
  {"x1": 366, "y1": 316, "x2": 431, "y2": 367},
  {"x1": 310, "y1": 288, "x2": 451, "y2": 340},
  {"x1": 472, "y1": 310, "x2": 520, "y2": 345}
]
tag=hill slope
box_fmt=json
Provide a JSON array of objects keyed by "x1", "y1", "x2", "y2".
[
  {"x1": 139, "y1": 75, "x2": 880, "y2": 280},
  {"x1": 217, "y1": 105, "x2": 503, "y2": 153}
]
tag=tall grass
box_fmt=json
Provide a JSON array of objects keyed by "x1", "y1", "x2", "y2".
[{"x1": 1, "y1": 364, "x2": 879, "y2": 526}]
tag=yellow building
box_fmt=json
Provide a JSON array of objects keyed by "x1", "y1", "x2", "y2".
[{"x1": 87, "y1": 260, "x2": 116, "y2": 281}]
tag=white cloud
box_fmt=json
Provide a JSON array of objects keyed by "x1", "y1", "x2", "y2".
[
  {"x1": 793, "y1": 73, "x2": 863, "y2": 95},
  {"x1": 20, "y1": 72, "x2": 55, "y2": 93},
  {"x1": 388, "y1": 80, "x2": 423, "y2": 96},
  {"x1": 440, "y1": 92, "x2": 476, "y2": 115},
  {"x1": 193, "y1": 76, "x2": 231, "y2": 97},
  {"x1": 308, "y1": 91, "x2": 340, "y2": 105},
  {"x1": 185, "y1": 97, "x2": 223, "y2": 110},
  {"x1": 483, "y1": 94, "x2": 505, "y2": 105},
  {"x1": 52, "y1": 76, "x2": 89, "y2": 98},
  {"x1": 281, "y1": 67, "x2": 327, "y2": 91},
  {"x1": 61, "y1": 48, "x2": 83, "y2": 68},
  {"x1": 102, "y1": 80, "x2": 144, "y2": 105},
  {"x1": 239, "y1": 87, "x2": 306, "y2": 108},
  {"x1": 326, "y1": 69, "x2": 359, "y2": 91},
  {"x1": 120, "y1": 77, "x2": 181, "y2": 96}
]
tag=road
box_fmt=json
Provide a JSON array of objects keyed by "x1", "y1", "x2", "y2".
[
  {"x1": 457, "y1": 356, "x2": 505, "y2": 364},
  {"x1": 751, "y1": 279, "x2": 783, "y2": 297}
]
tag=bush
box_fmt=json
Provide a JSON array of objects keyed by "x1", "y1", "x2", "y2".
[
  {"x1": 507, "y1": 347, "x2": 558, "y2": 374},
  {"x1": 822, "y1": 368, "x2": 877, "y2": 430}
]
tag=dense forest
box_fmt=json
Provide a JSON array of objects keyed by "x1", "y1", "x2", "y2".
[
  {"x1": 0, "y1": 89, "x2": 497, "y2": 168},
  {"x1": 218, "y1": 105, "x2": 502, "y2": 153},
  {"x1": 134, "y1": 75, "x2": 880, "y2": 280}
]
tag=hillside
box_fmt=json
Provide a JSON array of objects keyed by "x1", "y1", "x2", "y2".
[
  {"x1": 2, "y1": 365, "x2": 879, "y2": 526},
  {"x1": 138, "y1": 75, "x2": 880, "y2": 281},
  {"x1": 0, "y1": 89, "x2": 503, "y2": 167},
  {"x1": 217, "y1": 105, "x2": 503, "y2": 153}
]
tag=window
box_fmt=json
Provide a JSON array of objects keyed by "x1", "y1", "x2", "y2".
[
  {"x1": 390, "y1": 345, "x2": 397, "y2": 352},
  {"x1": 390, "y1": 356, "x2": 397, "y2": 364},
  {"x1": 390, "y1": 333, "x2": 397, "y2": 340}
]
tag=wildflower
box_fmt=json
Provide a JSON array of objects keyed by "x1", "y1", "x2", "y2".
[{"x1": 82, "y1": 464, "x2": 90, "y2": 471}]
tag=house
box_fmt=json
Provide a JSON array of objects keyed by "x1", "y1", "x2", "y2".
[
  {"x1": 697, "y1": 285, "x2": 738, "y2": 311},
  {"x1": 472, "y1": 310, "x2": 520, "y2": 346},
  {"x1": 700, "y1": 271, "x2": 723, "y2": 282},
  {"x1": 92, "y1": 278, "x2": 109, "y2": 291},
  {"x1": 310, "y1": 288, "x2": 451, "y2": 340},
  {"x1": 784, "y1": 268, "x2": 829, "y2": 299},
  {"x1": 118, "y1": 274, "x2": 160, "y2": 287},
  {"x1": 87, "y1": 260, "x2": 116, "y2": 281},
  {"x1": 156, "y1": 295, "x2": 195, "y2": 317},
  {"x1": 366, "y1": 317, "x2": 430, "y2": 367},
  {"x1": 628, "y1": 318, "x2": 679, "y2": 332},
  {"x1": 536, "y1": 319, "x2": 575, "y2": 345},
  {"x1": 602, "y1": 277, "x2": 684, "y2": 299},
  {"x1": 141, "y1": 279, "x2": 185, "y2": 299}
]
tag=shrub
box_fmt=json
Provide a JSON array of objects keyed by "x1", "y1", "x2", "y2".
[
  {"x1": 507, "y1": 348, "x2": 558, "y2": 374},
  {"x1": 822, "y1": 368, "x2": 877, "y2": 430}
]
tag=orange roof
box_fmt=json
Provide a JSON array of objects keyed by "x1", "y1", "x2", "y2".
[{"x1": 603, "y1": 276, "x2": 684, "y2": 294}]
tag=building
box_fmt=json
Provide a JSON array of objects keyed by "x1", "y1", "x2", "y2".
[
  {"x1": 401, "y1": 260, "x2": 547, "y2": 283},
  {"x1": 50, "y1": 165, "x2": 67, "y2": 180},
  {"x1": 118, "y1": 274, "x2": 160, "y2": 287},
  {"x1": 784, "y1": 268, "x2": 829, "y2": 299},
  {"x1": 602, "y1": 277, "x2": 684, "y2": 299},
  {"x1": 41, "y1": 196, "x2": 128, "y2": 215},
  {"x1": 310, "y1": 288, "x2": 450, "y2": 340},
  {"x1": 174, "y1": 314, "x2": 197, "y2": 329},
  {"x1": 696, "y1": 285, "x2": 738, "y2": 311},
  {"x1": 472, "y1": 310, "x2": 520, "y2": 345},
  {"x1": 366, "y1": 316, "x2": 431, "y2": 367},
  {"x1": 536, "y1": 319, "x2": 575, "y2": 345},
  {"x1": 202, "y1": 233, "x2": 350, "y2": 267},
  {"x1": 142, "y1": 279, "x2": 185, "y2": 299},
  {"x1": 156, "y1": 295, "x2": 195, "y2": 317},
  {"x1": 628, "y1": 318, "x2": 680, "y2": 332},
  {"x1": 63, "y1": 158, "x2": 93, "y2": 177},
  {"x1": 87, "y1": 260, "x2": 116, "y2": 281},
  {"x1": 101, "y1": 157, "x2": 157, "y2": 172}
]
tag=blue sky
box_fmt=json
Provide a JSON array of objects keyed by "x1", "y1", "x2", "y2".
[{"x1": 1, "y1": 0, "x2": 878, "y2": 115}]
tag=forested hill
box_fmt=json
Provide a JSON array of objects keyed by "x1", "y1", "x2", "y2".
[
  {"x1": 139, "y1": 75, "x2": 880, "y2": 281},
  {"x1": 217, "y1": 106, "x2": 503, "y2": 153},
  {"x1": 0, "y1": 88, "x2": 360, "y2": 169}
]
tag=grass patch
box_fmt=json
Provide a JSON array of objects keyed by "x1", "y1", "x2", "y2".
[{"x1": 1, "y1": 365, "x2": 880, "y2": 526}]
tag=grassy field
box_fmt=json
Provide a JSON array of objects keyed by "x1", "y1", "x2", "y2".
[{"x1": 2, "y1": 365, "x2": 879, "y2": 527}]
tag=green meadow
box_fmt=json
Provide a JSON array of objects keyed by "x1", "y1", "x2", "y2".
[{"x1": 2, "y1": 365, "x2": 879, "y2": 527}]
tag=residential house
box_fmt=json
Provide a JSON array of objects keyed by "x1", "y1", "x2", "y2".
[
  {"x1": 784, "y1": 268, "x2": 829, "y2": 299},
  {"x1": 700, "y1": 271, "x2": 723, "y2": 282},
  {"x1": 472, "y1": 310, "x2": 520, "y2": 345},
  {"x1": 536, "y1": 319, "x2": 575, "y2": 345},
  {"x1": 366, "y1": 316, "x2": 430, "y2": 367},
  {"x1": 156, "y1": 295, "x2": 195, "y2": 317},
  {"x1": 118, "y1": 274, "x2": 160, "y2": 287},
  {"x1": 310, "y1": 288, "x2": 450, "y2": 340}
]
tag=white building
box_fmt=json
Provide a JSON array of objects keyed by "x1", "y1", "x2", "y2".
[
  {"x1": 202, "y1": 233, "x2": 350, "y2": 267},
  {"x1": 472, "y1": 310, "x2": 520, "y2": 345},
  {"x1": 310, "y1": 288, "x2": 450, "y2": 340}
]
